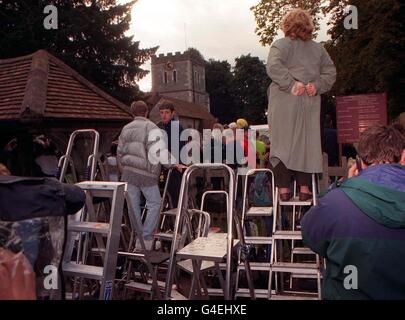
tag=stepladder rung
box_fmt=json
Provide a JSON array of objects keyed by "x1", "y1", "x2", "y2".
[
  {"x1": 273, "y1": 230, "x2": 302, "y2": 240},
  {"x1": 126, "y1": 279, "x2": 167, "y2": 291},
  {"x1": 177, "y1": 259, "x2": 216, "y2": 273},
  {"x1": 244, "y1": 236, "x2": 272, "y2": 244},
  {"x1": 68, "y1": 221, "x2": 110, "y2": 234},
  {"x1": 290, "y1": 273, "x2": 322, "y2": 279},
  {"x1": 235, "y1": 288, "x2": 272, "y2": 298},
  {"x1": 154, "y1": 232, "x2": 174, "y2": 241},
  {"x1": 279, "y1": 197, "x2": 312, "y2": 206},
  {"x1": 238, "y1": 262, "x2": 270, "y2": 271},
  {"x1": 162, "y1": 208, "x2": 178, "y2": 216},
  {"x1": 271, "y1": 262, "x2": 319, "y2": 275},
  {"x1": 270, "y1": 292, "x2": 319, "y2": 300},
  {"x1": 206, "y1": 288, "x2": 225, "y2": 296},
  {"x1": 125, "y1": 281, "x2": 153, "y2": 293},
  {"x1": 62, "y1": 262, "x2": 104, "y2": 280},
  {"x1": 246, "y1": 207, "x2": 273, "y2": 217},
  {"x1": 291, "y1": 247, "x2": 315, "y2": 255}
]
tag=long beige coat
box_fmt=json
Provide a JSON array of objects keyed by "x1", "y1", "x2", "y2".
[{"x1": 267, "y1": 37, "x2": 336, "y2": 173}]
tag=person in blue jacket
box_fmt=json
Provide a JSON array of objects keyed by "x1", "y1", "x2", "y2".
[{"x1": 301, "y1": 125, "x2": 405, "y2": 299}]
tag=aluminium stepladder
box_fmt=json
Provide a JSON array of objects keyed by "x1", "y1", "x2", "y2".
[
  {"x1": 57, "y1": 129, "x2": 100, "y2": 183},
  {"x1": 175, "y1": 189, "x2": 255, "y2": 299},
  {"x1": 268, "y1": 174, "x2": 322, "y2": 300},
  {"x1": 153, "y1": 168, "x2": 197, "y2": 250},
  {"x1": 62, "y1": 181, "x2": 125, "y2": 300},
  {"x1": 120, "y1": 190, "x2": 172, "y2": 300},
  {"x1": 235, "y1": 168, "x2": 276, "y2": 299},
  {"x1": 59, "y1": 129, "x2": 124, "y2": 300},
  {"x1": 164, "y1": 163, "x2": 238, "y2": 300}
]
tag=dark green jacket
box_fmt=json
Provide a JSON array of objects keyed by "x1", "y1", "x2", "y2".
[{"x1": 301, "y1": 164, "x2": 405, "y2": 299}]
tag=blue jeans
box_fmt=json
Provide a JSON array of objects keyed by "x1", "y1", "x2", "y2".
[{"x1": 127, "y1": 183, "x2": 161, "y2": 240}]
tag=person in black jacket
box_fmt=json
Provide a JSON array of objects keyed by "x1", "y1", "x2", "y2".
[{"x1": 156, "y1": 102, "x2": 185, "y2": 208}]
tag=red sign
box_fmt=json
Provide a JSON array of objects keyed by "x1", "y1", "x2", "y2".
[{"x1": 336, "y1": 93, "x2": 387, "y2": 143}]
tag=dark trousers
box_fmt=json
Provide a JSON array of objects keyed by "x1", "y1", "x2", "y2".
[
  {"x1": 269, "y1": 159, "x2": 311, "y2": 188},
  {"x1": 167, "y1": 169, "x2": 182, "y2": 208}
]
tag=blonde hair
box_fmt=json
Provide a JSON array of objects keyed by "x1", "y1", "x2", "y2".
[{"x1": 282, "y1": 9, "x2": 314, "y2": 41}]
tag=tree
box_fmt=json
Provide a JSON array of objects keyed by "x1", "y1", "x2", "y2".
[
  {"x1": 251, "y1": 0, "x2": 404, "y2": 118},
  {"x1": 205, "y1": 59, "x2": 237, "y2": 124},
  {"x1": 232, "y1": 55, "x2": 271, "y2": 124},
  {"x1": 251, "y1": 0, "x2": 332, "y2": 46},
  {"x1": 0, "y1": 0, "x2": 157, "y2": 104},
  {"x1": 326, "y1": 0, "x2": 405, "y2": 118}
]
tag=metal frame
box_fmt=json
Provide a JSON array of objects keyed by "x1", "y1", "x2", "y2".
[
  {"x1": 235, "y1": 168, "x2": 276, "y2": 299},
  {"x1": 62, "y1": 182, "x2": 126, "y2": 300},
  {"x1": 57, "y1": 129, "x2": 100, "y2": 182},
  {"x1": 268, "y1": 174, "x2": 322, "y2": 300},
  {"x1": 164, "y1": 163, "x2": 235, "y2": 300}
]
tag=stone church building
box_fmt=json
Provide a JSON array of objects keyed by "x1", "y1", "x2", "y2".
[{"x1": 147, "y1": 50, "x2": 215, "y2": 130}]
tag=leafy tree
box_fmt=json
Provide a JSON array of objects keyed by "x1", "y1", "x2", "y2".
[
  {"x1": 232, "y1": 55, "x2": 271, "y2": 124},
  {"x1": 326, "y1": 0, "x2": 405, "y2": 118},
  {"x1": 205, "y1": 59, "x2": 237, "y2": 124},
  {"x1": 251, "y1": 0, "x2": 330, "y2": 46},
  {"x1": 252, "y1": 0, "x2": 404, "y2": 118},
  {"x1": 0, "y1": 0, "x2": 157, "y2": 104}
]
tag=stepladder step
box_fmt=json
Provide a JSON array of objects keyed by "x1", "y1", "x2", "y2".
[
  {"x1": 244, "y1": 236, "x2": 272, "y2": 244},
  {"x1": 273, "y1": 230, "x2": 302, "y2": 240},
  {"x1": 68, "y1": 221, "x2": 110, "y2": 234},
  {"x1": 271, "y1": 262, "x2": 319, "y2": 275},
  {"x1": 62, "y1": 262, "x2": 104, "y2": 280},
  {"x1": 246, "y1": 207, "x2": 273, "y2": 217}
]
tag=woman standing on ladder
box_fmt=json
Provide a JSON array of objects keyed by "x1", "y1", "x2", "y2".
[{"x1": 266, "y1": 8, "x2": 336, "y2": 201}]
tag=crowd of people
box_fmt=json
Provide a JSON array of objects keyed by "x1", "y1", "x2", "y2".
[{"x1": 0, "y1": 8, "x2": 404, "y2": 300}]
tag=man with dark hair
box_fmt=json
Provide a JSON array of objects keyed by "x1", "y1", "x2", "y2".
[
  {"x1": 118, "y1": 101, "x2": 183, "y2": 250},
  {"x1": 301, "y1": 125, "x2": 405, "y2": 299},
  {"x1": 157, "y1": 101, "x2": 185, "y2": 208}
]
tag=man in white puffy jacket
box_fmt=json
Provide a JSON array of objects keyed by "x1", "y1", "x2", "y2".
[{"x1": 117, "y1": 101, "x2": 183, "y2": 250}]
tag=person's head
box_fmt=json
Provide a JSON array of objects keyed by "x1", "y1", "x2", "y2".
[
  {"x1": 130, "y1": 100, "x2": 148, "y2": 118},
  {"x1": 159, "y1": 102, "x2": 175, "y2": 124},
  {"x1": 213, "y1": 123, "x2": 224, "y2": 131},
  {"x1": 0, "y1": 163, "x2": 10, "y2": 175},
  {"x1": 229, "y1": 122, "x2": 237, "y2": 131},
  {"x1": 236, "y1": 118, "x2": 248, "y2": 130},
  {"x1": 282, "y1": 8, "x2": 314, "y2": 41},
  {"x1": 357, "y1": 125, "x2": 405, "y2": 168}
]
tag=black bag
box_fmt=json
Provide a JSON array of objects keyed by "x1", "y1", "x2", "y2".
[{"x1": 0, "y1": 176, "x2": 85, "y2": 221}]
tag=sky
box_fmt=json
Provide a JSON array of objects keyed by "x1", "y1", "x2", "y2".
[{"x1": 125, "y1": 0, "x2": 331, "y2": 91}]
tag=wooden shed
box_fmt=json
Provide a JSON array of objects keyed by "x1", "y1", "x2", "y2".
[{"x1": 0, "y1": 50, "x2": 132, "y2": 175}]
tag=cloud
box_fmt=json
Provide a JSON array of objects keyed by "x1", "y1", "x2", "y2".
[{"x1": 127, "y1": 0, "x2": 330, "y2": 91}]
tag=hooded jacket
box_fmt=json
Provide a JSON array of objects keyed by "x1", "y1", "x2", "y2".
[{"x1": 301, "y1": 164, "x2": 405, "y2": 299}]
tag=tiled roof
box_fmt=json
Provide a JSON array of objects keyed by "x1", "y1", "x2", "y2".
[
  {"x1": 0, "y1": 50, "x2": 132, "y2": 121},
  {"x1": 0, "y1": 56, "x2": 31, "y2": 120},
  {"x1": 148, "y1": 94, "x2": 215, "y2": 122}
]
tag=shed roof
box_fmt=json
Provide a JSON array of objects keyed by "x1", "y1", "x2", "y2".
[{"x1": 0, "y1": 50, "x2": 132, "y2": 122}]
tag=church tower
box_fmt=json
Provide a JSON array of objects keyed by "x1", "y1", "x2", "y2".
[{"x1": 151, "y1": 50, "x2": 210, "y2": 111}]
